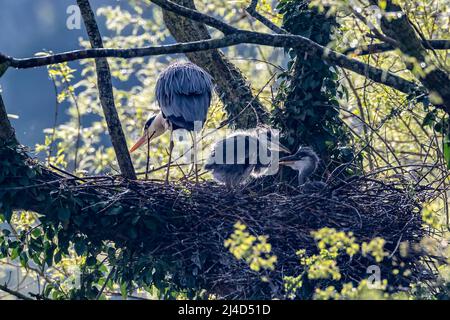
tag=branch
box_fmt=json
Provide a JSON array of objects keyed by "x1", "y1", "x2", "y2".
[
  {"x1": 151, "y1": 0, "x2": 238, "y2": 35},
  {"x1": 149, "y1": 0, "x2": 420, "y2": 98},
  {"x1": 3, "y1": 32, "x2": 419, "y2": 97},
  {"x1": 368, "y1": 0, "x2": 450, "y2": 112},
  {"x1": 76, "y1": 0, "x2": 136, "y2": 180},
  {"x1": 0, "y1": 284, "x2": 34, "y2": 300},
  {"x1": 245, "y1": 0, "x2": 287, "y2": 34},
  {"x1": 344, "y1": 39, "x2": 450, "y2": 56}
]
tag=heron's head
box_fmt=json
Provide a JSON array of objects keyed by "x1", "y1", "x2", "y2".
[
  {"x1": 129, "y1": 113, "x2": 168, "y2": 153},
  {"x1": 279, "y1": 146, "x2": 319, "y2": 172}
]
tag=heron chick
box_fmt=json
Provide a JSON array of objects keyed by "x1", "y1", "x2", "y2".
[
  {"x1": 205, "y1": 130, "x2": 290, "y2": 189},
  {"x1": 279, "y1": 146, "x2": 320, "y2": 186}
]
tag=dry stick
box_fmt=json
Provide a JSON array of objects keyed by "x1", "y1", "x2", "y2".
[
  {"x1": 49, "y1": 164, "x2": 87, "y2": 182},
  {"x1": 0, "y1": 283, "x2": 33, "y2": 300},
  {"x1": 96, "y1": 266, "x2": 116, "y2": 300},
  {"x1": 76, "y1": 0, "x2": 136, "y2": 180},
  {"x1": 145, "y1": 136, "x2": 151, "y2": 181},
  {"x1": 341, "y1": 108, "x2": 403, "y2": 166},
  {"x1": 350, "y1": 7, "x2": 399, "y2": 48}
]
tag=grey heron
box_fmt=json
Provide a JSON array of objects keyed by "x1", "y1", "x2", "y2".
[
  {"x1": 129, "y1": 62, "x2": 213, "y2": 183},
  {"x1": 205, "y1": 129, "x2": 290, "y2": 190},
  {"x1": 279, "y1": 146, "x2": 320, "y2": 186}
]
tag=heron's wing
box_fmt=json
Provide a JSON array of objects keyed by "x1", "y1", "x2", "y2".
[
  {"x1": 156, "y1": 63, "x2": 213, "y2": 129},
  {"x1": 208, "y1": 134, "x2": 260, "y2": 165}
]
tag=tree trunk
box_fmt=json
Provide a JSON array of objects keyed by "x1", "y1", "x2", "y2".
[{"x1": 77, "y1": 0, "x2": 137, "y2": 179}]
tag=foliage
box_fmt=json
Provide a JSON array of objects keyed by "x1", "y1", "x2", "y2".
[
  {"x1": 281, "y1": 227, "x2": 407, "y2": 300},
  {"x1": 272, "y1": 0, "x2": 358, "y2": 179},
  {"x1": 224, "y1": 221, "x2": 277, "y2": 272}
]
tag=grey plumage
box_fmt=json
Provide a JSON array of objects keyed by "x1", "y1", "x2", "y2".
[
  {"x1": 279, "y1": 146, "x2": 320, "y2": 185},
  {"x1": 155, "y1": 62, "x2": 213, "y2": 131},
  {"x1": 205, "y1": 130, "x2": 281, "y2": 189}
]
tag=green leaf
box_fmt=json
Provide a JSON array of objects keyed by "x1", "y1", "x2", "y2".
[
  {"x1": 10, "y1": 247, "x2": 20, "y2": 260},
  {"x1": 120, "y1": 282, "x2": 128, "y2": 299},
  {"x1": 444, "y1": 136, "x2": 450, "y2": 169}
]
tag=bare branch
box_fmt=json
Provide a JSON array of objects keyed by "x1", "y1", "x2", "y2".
[
  {"x1": 76, "y1": 0, "x2": 136, "y2": 180},
  {"x1": 151, "y1": 0, "x2": 238, "y2": 35},
  {"x1": 3, "y1": 31, "x2": 419, "y2": 98},
  {"x1": 245, "y1": 0, "x2": 287, "y2": 34},
  {"x1": 0, "y1": 284, "x2": 34, "y2": 300},
  {"x1": 344, "y1": 39, "x2": 450, "y2": 56}
]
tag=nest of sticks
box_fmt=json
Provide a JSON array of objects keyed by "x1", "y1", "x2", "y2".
[{"x1": 55, "y1": 169, "x2": 437, "y2": 299}]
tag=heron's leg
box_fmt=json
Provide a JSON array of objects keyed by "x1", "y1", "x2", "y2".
[
  {"x1": 189, "y1": 132, "x2": 200, "y2": 184},
  {"x1": 193, "y1": 132, "x2": 200, "y2": 184},
  {"x1": 145, "y1": 135, "x2": 151, "y2": 180},
  {"x1": 165, "y1": 127, "x2": 174, "y2": 185}
]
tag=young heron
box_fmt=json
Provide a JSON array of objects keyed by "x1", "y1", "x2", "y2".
[
  {"x1": 279, "y1": 146, "x2": 320, "y2": 186},
  {"x1": 205, "y1": 130, "x2": 290, "y2": 190},
  {"x1": 129, "y1": 62, "x2": 213, "y2": 183}
]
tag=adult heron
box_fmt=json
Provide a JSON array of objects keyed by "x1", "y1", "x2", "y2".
[
  {"x1": 205, "y1": 129, "x2": 290, "y2": 190},
  {"x1": 129, "y1": 62, "x2": 213, "y2": 183}
]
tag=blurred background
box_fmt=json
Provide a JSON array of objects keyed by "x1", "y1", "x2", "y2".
[{"x1": 0, "y1": 0, "x2": 118, "y2": 147}]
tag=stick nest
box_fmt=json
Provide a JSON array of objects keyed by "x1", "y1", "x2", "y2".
[{"x1": 64, "y1": 172, "x2": 435, "y2": 299}]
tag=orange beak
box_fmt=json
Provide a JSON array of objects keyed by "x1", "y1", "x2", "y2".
[{"x1": 129, "y1": 133, "x2": 149, "y2": 153}]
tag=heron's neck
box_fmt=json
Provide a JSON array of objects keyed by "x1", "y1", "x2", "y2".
[
  {"x1": 290, "y1": 158, "x2": 317, "y2": 186},
  {"x1": 148, "y1": 113, "x2": 169, "y2": 140}
]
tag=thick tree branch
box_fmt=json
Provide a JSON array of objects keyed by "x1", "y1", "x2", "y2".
[
  {"x1": 77, "y1": 0, "x2": 136, "y2": 180},
  {"x1": 2, "y1": 32, "x2": 419, "y2": 97},
  {"x1": 160, "y1": 0, "x2": 269, "y2": 129}
]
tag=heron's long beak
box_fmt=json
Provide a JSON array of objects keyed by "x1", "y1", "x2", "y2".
[
  {"x1": 278, "y1": 155, "x2": 297, "y2": 165},
  {"x1": 129, "y1": 132, "x2": 149, "y2": 153},
  {"x1": 271, "y1": 143, "x2": 291, "y2": 154}
]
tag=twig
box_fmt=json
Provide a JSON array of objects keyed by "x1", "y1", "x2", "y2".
[
  {"x1": 0, "y1": 284, "x2": 34, "y2": 300},
  {"x1": 245, "y1": 0, "x2": 287, "y2": 35}
]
